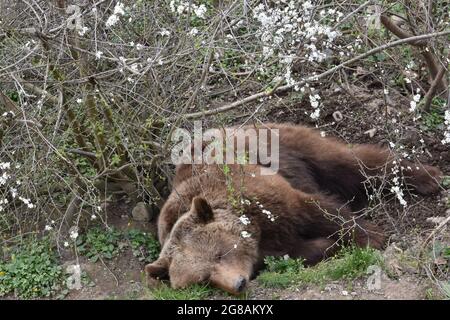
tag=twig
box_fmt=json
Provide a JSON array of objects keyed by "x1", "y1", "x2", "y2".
[
  {"x1": 66, "y1": 148, "x2": 97, "y2": 159},
  {"x1": 0, "y1": 90, "x2": 21, "y2": 114},
  {"x1": 0, "y1": 45, "x2": 40, "y2": 74},
  {"x1": 16, "y1": 119, "x2": 43, "y2": 128},
  {"x1": 61, "y1": 194, "x2": 82, "y2": 231},
  {"x1": 99, "y1": 256, "x2": 119, "y2": 287},
  {"x1": 419, "y1": 214, "x2": 450, "y2": 259},
  {"x1": 423, "y1": 66, "x2": 447, "y2": 112},
  {"x1": 181, "y1": 30, "x2": 450, "y2": 119},
  {"x1": 380, "y1": 15, "x2": 427, "y2": 46},
  {"x1": 333, "y1": 0, "x2": 373, "y2": 30},
  {"x1": 0, "y1": 90, "x2": 43, "y2": 128},
  {"x1": 380, "y1": 15, "x2": 448, "y2": 92},
  {"x1": 21, "y1": 81, "x2": 59, "y2": 104}
]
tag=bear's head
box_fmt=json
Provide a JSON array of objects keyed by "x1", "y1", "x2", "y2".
[{"x1": 145, "y1": 196, "x2": 259, "y2": 295}]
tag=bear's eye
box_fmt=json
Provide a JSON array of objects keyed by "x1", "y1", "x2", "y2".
[{"x1": 215, "y1": 253, "x2": 223, "y2": 262}]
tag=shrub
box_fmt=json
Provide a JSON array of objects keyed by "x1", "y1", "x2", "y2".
[{"x1": 0, "y1": 238, "x2": 64, "y2": 298}]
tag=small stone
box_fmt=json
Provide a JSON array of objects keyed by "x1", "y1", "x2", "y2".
[
  {"x1": 364, "y1": 128, "x2": 377, "y2": 138},
  {"x1": 132, "y1": 202, "x2": 152, "y2": 222}
]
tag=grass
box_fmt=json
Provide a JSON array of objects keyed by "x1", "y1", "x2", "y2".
[
  {"x1": 148, "y1": 283, "x2": 216, "y2": 300},
  {"x1": 146, "y1": 278, "x2": 252, "y2": 300},
  {"x1": 145, "y1": 246, "x2": 383, "y2": 299},
  {"x1": 257, "y1": 246, "x2": 383, "y2": 288},
  {"x1": 257, "y1": 272, "x2": 300, "y2": 289}
]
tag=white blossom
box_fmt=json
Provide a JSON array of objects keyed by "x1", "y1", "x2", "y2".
[
  {"x1": 0, "y1": 162, "x2": 10, "y2": 170},
  {"x1": 106, "y1": 2, "x2": 125, "y2": 28},
  {"x1": 78, "y1": 26, "x2": 89, "y2": 36},
  {"x1": 309, "y1": 94, "x2": 321, "y2": 108},
  {"x1": 239, "y1": 215, "x2": 251, "y2": 225},
  {"x1": 240, "y1": 231, "x2": 251, "y2": 238},
  {"x1": 70, "y1": 229, "x2": 79, "y2": 240},
  {"x1": 159, "y1": 29, "x2": 171, "y2": 37},
  {"x1": 106, "y1": 14, "x2": 120, "y2": 28},
  {"x1": 2, "y1": 111, "x2": 14, "y2": 117},
  {"x1": 442, "y1": 110, "x2": 450, "y2": 144},
  {"x1": 310, "y1": 108, "x2": 320, "y2": 120},
  {"x1": 0, "y1": 172, "x2": 9, "y2": 186},
  {"x1": 390, "y1": 185, "x2": 407, "y2": 207},
  {"x1": 194, "y1": 4, "x2": 207, "y2": 18},
  {"x1": 189, "y1": 28, "x2": 199, "y2": 36},
  {"x1": 10, "y1": 188, "x2": 17, "y2": 198},
  {"x1": 95, "y1": 51, "x2": 103, "y2": 59},
  {"x1": 170, "y1": 1, "x2": 208, "y2": 19},
  {"x1": 113, "y1": 2, "x2": 125, "y2": 15}
]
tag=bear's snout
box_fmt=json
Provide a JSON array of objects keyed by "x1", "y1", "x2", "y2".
[
  {"x1": 234, "y1": 276, "x2": 247, "y2": 293},
  {"x1": 210, "y1": 270, "x2": 249, "y2": 295}
]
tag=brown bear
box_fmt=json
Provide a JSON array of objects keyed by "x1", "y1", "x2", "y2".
[{"x1": 145, "y1": 123, "x2": 442, "y2": 295}]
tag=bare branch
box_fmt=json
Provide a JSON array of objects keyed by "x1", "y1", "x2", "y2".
[{"x1": 182, "y1": 30, "x2": 450, "y2": 119}]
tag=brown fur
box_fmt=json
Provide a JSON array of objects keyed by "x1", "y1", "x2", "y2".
[{"x1": 146, "y1": 123, "x2": 442, "y2": 294}]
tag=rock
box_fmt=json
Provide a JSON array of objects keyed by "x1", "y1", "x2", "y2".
[
  {"x1": 364, "y1": 128, "x2": 377, "y2": 138},
  {"x1": 132, "y1": 202, "x2": 152, "y2": 222}
]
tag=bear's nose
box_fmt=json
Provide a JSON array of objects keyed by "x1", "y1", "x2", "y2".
[{"x1": 234, "y1": 276, "x2": 247, "y2": 293}]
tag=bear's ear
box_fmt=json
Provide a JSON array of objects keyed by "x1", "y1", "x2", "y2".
[
  {"x1": 191, "y1": 196, "x2": 214, "y2": 224},
  {"x1": 145, "y1": 257, "x2": 169, "y2": 280}
]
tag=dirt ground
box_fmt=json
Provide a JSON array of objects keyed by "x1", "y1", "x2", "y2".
[
  {"x1": 65, "y1": 244, "x2": 440, "y2": 300},
  {"x1": 63, "y1": 87, "x2": 449, "y2": 300},
  {"x1": 64, "y1": 208, "x2": 444, "y2": 300}
]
